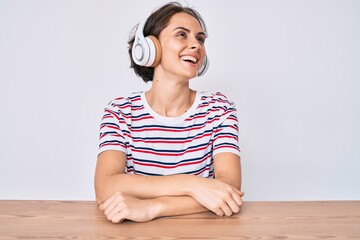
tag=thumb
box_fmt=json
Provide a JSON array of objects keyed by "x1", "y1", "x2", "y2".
[
  {"x1": 98, "y1": 204, "x2": 105, "y2": 211},
  {"x1": 237, "y1": 189, "x2": 245, "y2": 197}
]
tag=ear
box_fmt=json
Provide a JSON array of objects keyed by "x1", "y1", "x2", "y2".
[{"x1": 148, "y1": 35, "x2": 162, "y2": 67}]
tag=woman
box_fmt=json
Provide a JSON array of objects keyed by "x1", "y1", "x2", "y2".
[{"x1": 95, "y1": 2, "x2": 243, "y2": 223}]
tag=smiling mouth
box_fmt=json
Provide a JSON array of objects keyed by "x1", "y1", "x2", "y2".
[{"x1": 181, "y1": 55, "x2": 198, "y2": 64}]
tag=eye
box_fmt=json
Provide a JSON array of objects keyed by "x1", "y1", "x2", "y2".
[
  {"x1": 177, "y1": 31, "x2": 187, "y2": 39},
  {"x1": 197, "y1": 36, "x2": 206, "y2": 45}
]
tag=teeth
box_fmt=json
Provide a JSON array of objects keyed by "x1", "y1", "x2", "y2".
[{"x1": 181, "y1": 56, "x2": 197, "y2": 63}]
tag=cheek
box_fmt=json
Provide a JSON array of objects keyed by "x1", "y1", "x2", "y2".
[
  {"x1": 161, "y1": 42, "x2": 182, "y2": 61},
  {"x1": 166, "y1": 40, "x2": 182, "y2": 52},
  {"x1": 200, "y1": 47, "x2": 206, "y2": 58}
]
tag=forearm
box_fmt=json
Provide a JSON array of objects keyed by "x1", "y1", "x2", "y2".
[
  {"x1": 99, "y1": 192, "x2": 209, "y2": 223},
  {"x1": 154, "y1": 195, "x2": 208, "y2": 217},
  {"x1": 215, "y1": 175, "x2": 241, "y2": 191},
  {"x1": 95, "y1": 173, "x2": 195, "y2": 204},
  {"x1": 98, "y1": 175, "x2": 244, "y2": 222}
]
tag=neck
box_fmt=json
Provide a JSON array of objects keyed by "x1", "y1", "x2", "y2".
[{"x1": 145, "y1": 77, "x2": 195, "y2": 117}]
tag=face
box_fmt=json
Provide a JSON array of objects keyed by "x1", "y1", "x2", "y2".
[{"x1": 157, "y1": 12, "x2": 207, "y2": 79}]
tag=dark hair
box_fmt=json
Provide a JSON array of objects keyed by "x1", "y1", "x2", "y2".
[{"x1": 128, "y1": 2, "x2": 207, "y2": 83}]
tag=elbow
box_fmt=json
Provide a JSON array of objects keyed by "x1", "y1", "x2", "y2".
[
  {"x1": 94, "y1": 177, "x2": 109, "y2": 204},
  {"x1": 94, "y1": 172, "x2": 126, "y2": 204},
  {"x1": 95, "y1": 185, "x2": 104, "y2": 205},
  {"x1": 95, "y1": 186, "x2": 110, "y2": 205}
]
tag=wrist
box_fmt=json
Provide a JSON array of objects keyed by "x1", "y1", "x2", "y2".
[
  {"x1": 177, "y1": 174, "x2": 196, "y2": 196},
  {"x1": 144, "y1": 198, "x2": 164, "y2": 220}
]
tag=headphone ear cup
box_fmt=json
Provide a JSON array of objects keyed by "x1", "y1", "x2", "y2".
[
  {"x1": 147, "y1": 35, "x2": 162, "y2": 67},
  {"x1": 197, "y1": 55, "x2": 209, "y2": 77},
  {"x1": 132, "y1": 37, "x2": 150, "y2": 66}
]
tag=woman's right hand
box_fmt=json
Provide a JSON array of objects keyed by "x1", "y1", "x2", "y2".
[
  {"x1": 187, "y1": 177, "x2": 244, "y2": 216},
  {"x1": 99, "y1": 192, "x2": 162, "y2": 223}
]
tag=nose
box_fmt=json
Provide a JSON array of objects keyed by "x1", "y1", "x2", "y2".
[
  {"x1": 188, "y1": 37, "x2": 201, "y2": 50},
  {"x1": 190, "y1": 44, "x2": 199, "y2": 50}
]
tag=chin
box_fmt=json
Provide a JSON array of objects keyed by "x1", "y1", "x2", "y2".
[
  {"x1": 183, "y1": 71, "x2": 198, "y2": 79},
  {"x1": 171, "y1": 68, "x2": 197, "y2": 79}
]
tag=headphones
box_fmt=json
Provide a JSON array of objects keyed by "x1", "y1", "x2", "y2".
[{"x1": 131, "y1": 19, "x2": 209, "y2": 77}]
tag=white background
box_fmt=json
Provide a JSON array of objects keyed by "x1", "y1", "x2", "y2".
[{"x1": 1, "y1": 0, "x2": 359, "y2": 201}]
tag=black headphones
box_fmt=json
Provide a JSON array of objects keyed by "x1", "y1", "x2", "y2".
[{"x1": 131, "y1": 19, "x2": 209, "y2": 77}]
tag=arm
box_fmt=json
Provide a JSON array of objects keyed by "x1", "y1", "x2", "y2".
[
  {"x1": 158, "y1": 152, "x2": 243, "y2": 218},
  {"x1": 95, "y1": 150, "x2": 206, "y2": 203},
  {"x1": 95, "y1": 150, "x2": 208, "y2": 223},
  {"x1": 214, "y1": 152, "x2": 242, "y2": 190},
  {"x1": 180, "y1": 152, "x2": 243, "y2": 217},
  {"x1": 95, "y1": 150, "x2": 243, "y2": 223},
  {"x1": 99, "y1": 193, "x2": 208, "y2": 223}
]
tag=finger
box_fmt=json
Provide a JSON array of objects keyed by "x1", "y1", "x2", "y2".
[
  {"x1": 107, "y1": 202, "x2": 125, "y2": 221},
  {"x1": 104, "y1": 200, "x2": 118, "y2": 216},
  {"x1": 99, "y1": 204, "x2": 105, "y2": 211},
  {"x1": 220, "y1": 202, "x2": 233, "y2": 217},
  {"x1": 212, "y1": 208, "x2": 225, "y2": 217},
  {"x1": 111, "y1": 212, "x2": 126, "y2": 224},
  {"x1": 234, "y1": 188, "x2": 245, "y2": 197},
  {"x1": 225, "y1": 196, "x2": 240, "y2": 214},
  {"x1": 102, "y1": 192, "x2": 120, "y2": 210},
  {"x1": 232, "y1": 192, "x2": 243, "y2": 206},
  {"x1": 104, "y1": 194, "x2": 124, "y2": 216}
]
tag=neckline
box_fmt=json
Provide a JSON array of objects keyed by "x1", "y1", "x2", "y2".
[{"x1": 140, "y1": 91, "x2": 201, "y2": 124}]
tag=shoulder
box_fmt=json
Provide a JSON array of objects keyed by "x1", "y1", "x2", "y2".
[
  {"x1": 198, "y1": 91, "x2": 236, "y2": 110},
  {"x1": 106, "y1": 92, "x2": 142, "y2": 109},
  {"x1": 103, "y1": 91, "x2": 143, "y2": 117}
]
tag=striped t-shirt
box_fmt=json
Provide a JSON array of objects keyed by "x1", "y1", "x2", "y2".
[{"x1": 98, "y1": 91, "x2": 240, "y2": 177}]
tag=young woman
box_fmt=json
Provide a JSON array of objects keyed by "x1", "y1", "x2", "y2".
[{"x1": 95, "y1": 2, "x2": 243, "y2": 223}]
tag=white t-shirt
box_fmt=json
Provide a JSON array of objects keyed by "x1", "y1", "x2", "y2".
[{"x1": 98, "y1": 91, "x2": 240, "y2": 177}]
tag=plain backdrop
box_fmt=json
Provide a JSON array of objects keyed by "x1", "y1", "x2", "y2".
[{"x1": 0, "y1": 0, "x2": 359, "y2": 201}]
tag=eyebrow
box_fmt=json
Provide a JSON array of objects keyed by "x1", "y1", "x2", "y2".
[{"x1": 173, "y1": 26, "x2": 207, "y2": 37}]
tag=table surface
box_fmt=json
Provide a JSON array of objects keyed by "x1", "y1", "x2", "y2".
[{"x1": 0, "y1": 200, "x2": 359, "y2": 239}]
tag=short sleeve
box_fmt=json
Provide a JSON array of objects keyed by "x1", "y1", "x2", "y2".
[
  {"x1": 98, "y1": 102, "x2": 127, "y2": 156},
  {"x1": 212, "y1": 94, "x2": 241, "y2": 157}
]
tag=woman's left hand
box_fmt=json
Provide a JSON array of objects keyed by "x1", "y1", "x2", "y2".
[{"x1": 99, "y1": 192, "x2": 161, "y2": 223}]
